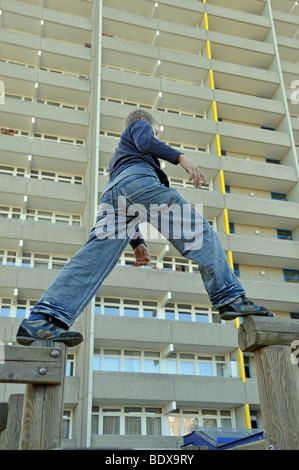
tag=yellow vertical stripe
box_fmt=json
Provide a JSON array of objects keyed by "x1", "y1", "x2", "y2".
[
  {"x1": 212, "y1": 101, "x2": 218, "y2": 122},
  {"x1": 206, "y1": 41, "x2": 212, "y2": 59},
  {"x1": 203, "y1": 12, "x2": 209, "y2": 31},
  {"x1": 202, "y1": 0, "x2": 251, "y2": 429},
  {"x1": 209, "y1": 69, "x2": 215, "y2": 90},
  {"x1": 219, "y1": 170, "x2": 226, "y2": 195}
]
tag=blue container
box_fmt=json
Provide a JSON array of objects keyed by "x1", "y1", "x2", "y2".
[{"x1": 182, "y1": 427, "x2": 265, "y2": 450}]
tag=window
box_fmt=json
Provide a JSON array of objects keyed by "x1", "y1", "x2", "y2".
[
  {"x1": 283, "y1": 269, "x2": 299, "y2": 283},
  {"x1": 62, "y1": 411, "x2": 72, "y2": 439},
  {"x1": 168, "y1": 409, "x2": 232, "y2": 436},
  {"x1": 25, "y1": 209, "x2": 81, "y2": 226},
  {"x1": 243, "y1": 356, "x2": 251, "y2": 378},
  {"x1": 103, "y1": 349, "x2": 121, "y2": 372},
  {"x1": 94, "y1": 297, "x2": 219, "y2": 323},
  {"x1": 103, "y1": 408, "x2": 121, "y2": 435},
  {"x1": 277, "y1": 229, "x2": 293, "y2": 240},
  {"x1": 92, "y1": 406, "x2": 163, "y2": 436},
  {"x1": 271, "y1": 192, "x2": 287, "y2": 201},
  {"x1": 233, "y1": 264, "x2": 240, "y2": 277},
  {"x1": 93, "y1": 349, "x2": 229, "y2": 377},
  {"x1": 0, "y1": 206, "x2": 21, "y2": 219},
  {"x1": 0, "y1": 250, "x2": 16, "y2": 266},
  {"x1": 0, "y1": 298, "x2": 11, "y2": 317},
  {"x1": 0, "y1": 298, "x2": 37, "y2": 319},
  {"x1": 250, "y1": 411, "x2": 259, "y2": 429},
  {"x1": 21, "y1": 252, "x2": 70, "y2": 270},
  {"x1": 291, "y1": 313, "x2": 299, "y2": 320},
  {"x1": 92, "y1": 405, "x2": 233, "y2": 437},
  {"x1": 229, "y1": 223, "x2": 235, "y2": 234},
  {"x1": 66, "y1": 354, "x2": 75, "y2": 376}
]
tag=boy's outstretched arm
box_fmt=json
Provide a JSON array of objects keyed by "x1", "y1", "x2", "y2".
[{"x1": 177, "y1": 154, "x2": 208, "y2": 189}]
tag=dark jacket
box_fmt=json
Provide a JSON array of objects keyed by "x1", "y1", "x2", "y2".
[{"x1": 108, "y1": 119, "x2": 182, "y2": 187}]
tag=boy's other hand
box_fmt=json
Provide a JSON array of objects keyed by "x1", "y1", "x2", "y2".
[
  {"x1": 177, "y1": 154, "x2": 208, "y2": 189},
  {"x1": 134, "y1": 244, "x2": 151, "y2": 266}
]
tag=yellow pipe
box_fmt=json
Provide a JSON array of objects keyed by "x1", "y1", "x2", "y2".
[
  {"x1": 219, "y1": 170, "x2": 226, "y2": 195},
  {"x1": 203, "y1": 12, "x2": 209, "y2": 31},
  {"x1": 209, "y1": 69, "x2": 215, "y2": 90},
  {"x1": 206, "y1": 40, "x2": 212, "y2": 59},
  {"x1": 212, "y1": 101, "x2": 218, "y2": 122},
  {"x1": 244, "y1": 404, "x2": 252, "y2": 429},
  {"x1": 203, "y1": 0, "x2": 251, "y2": 429}
]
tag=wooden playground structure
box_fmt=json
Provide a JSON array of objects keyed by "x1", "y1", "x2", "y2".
[{"x1": 0, "y1": 316, "x2": 299, "y2": 450}]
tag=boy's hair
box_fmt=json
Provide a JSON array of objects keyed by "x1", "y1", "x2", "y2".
[{"x1": 123, "y1": 109, "x2": 158, "y2": 129}]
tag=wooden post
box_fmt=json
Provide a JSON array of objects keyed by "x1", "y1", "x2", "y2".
[
  {"x1": 0, "y1": 394, "x2": 24, "y2": 450},
  {"x1": 239, "y1": 316, "x2": 299, "y2": 450},
  {"x1": 18, "y1": 340, "x2": 67, "y2": 450}
]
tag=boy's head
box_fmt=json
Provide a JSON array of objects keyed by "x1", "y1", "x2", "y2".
[{"x1": 124, "y1": 109, "x2": 160, "y2": 137}]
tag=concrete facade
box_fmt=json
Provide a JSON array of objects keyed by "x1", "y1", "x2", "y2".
[{"x1": 0, "y1": 0, "x2": 299, "y2": 449}]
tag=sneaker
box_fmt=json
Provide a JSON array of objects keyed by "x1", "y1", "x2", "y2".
[
  {"x1": 219, "y1": 295, "x2": 273, "y2": 321},
  {"x1": 16, "y1": 318, "x2": 83, "y2": 347}
]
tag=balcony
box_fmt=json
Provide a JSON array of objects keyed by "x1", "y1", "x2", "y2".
[
  {"x1": 99, "y1": 100, "x2": 218, "y2": 149},
  {"x1": 228, "y1": 234, "x2": 299, "y2": 270},
  {"x1": 13, "y1": 0, "x2": 93, "y2": 18},
  {"x1": 101, "y1": 35, "x2": 280, "y2": 97},
  {"x1": 207, "y1": 0, "x2": 266, "y2": 16},
  {"x1": 92, "y1": 371, "x2": 247, "y2": 408},
  {"x1": 222, "y1": 157, "x2": 297, "y2": 193},
  {"x1": 94, "y1": 314, "x2": 237, "y2": 353},
  {"x1": 0, "y1": 29, "x2": 91, "y2": 76},
  {"x1": 0, "y1": 132, "x2": 88, "y2": 175},
  {"x1": 0, "y1": 96, "x2": 89, "y2": 140},
  {"x1": 0, "y1": 173, "x2": 86, "y2": 212},
  {"x1": 100, "y1": 67, "x2": 213, "y2": 116},
  {"x1": 0, "y1": 61, "x2": 91, "y2": 107},
  {"x1": 226, "y1": 192, "x2": 299, "y2": 230},
  {"x1": 0, "y1": 217, "x2": 85, "y2": 256},
  {"x1": 218, "y1": 121, "x2": 291, "y2": 159},
  {"x1": 205, "y1": 3, "x2": 269, "y2": 41},
  {"x1": 277, "y1": 35, "x2": 299, "y2": 64}
]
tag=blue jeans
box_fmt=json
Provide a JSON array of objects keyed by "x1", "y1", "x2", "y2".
[{"x1": 31, "y1": 175, "x2": 245, "y2": 328}]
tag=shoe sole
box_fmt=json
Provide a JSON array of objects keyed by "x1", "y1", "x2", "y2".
[
  {"x1": 16, "y1": 335, "x2": 83, "y2": 347},
  {"x1": 220, "y1": 311, "x2": 275, "y2": 321}
]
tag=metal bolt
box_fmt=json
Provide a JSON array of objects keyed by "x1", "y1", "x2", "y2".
[
  {"x1": 38, "y1": 367, "x2": 47, "y2": 375},
  {"x1": 50, "y1": 349, "x2": 60, "y2": 358}
]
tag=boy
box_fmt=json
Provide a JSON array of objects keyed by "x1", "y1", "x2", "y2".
[{"x1": 16, "y1": 109, "x2": 270, "y2": 346}]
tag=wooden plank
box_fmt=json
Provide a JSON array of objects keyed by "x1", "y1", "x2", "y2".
[
  {"x1": 3, "y1": 345, "x2": 64, "y2": 362},
  {"x1": 0, "y1": 403, "x2": 8, "y2": 432},
  {"x1": 0, "y1": 345, "x2": 64, "y2": 384},
  {"x1": 0, "y1": 361, "x2": 62, "y2": 384},
  {"x1": 0, "y1": 395, "x2": 24, "y2": 450},
  {"x1": 238, "y1": 316, "x2": 299, "y2": 352}
]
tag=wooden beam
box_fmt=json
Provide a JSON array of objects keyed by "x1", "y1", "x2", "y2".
[
  {"x1": 0, "y1": 344, "x2": 65, "y2": 384},
  {"x1": 238, "y1": 316, "x2": 299, "y2": 353}
]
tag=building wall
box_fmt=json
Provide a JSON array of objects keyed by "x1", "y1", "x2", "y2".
[{"x1": 0, "y1": 0, "x2": 298, "y2": 449}]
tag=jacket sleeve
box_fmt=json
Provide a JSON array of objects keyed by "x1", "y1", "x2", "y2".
[
  {"x1": 129, "y1": 120, "x2": 182, "y2": 165},
  {"x1": 129, "y1": 227, "x2": 147, "y2": 250}
]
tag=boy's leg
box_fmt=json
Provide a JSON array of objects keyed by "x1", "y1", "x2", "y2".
[
  {"x1": 118, "y1": 175, "x2": 269, "y2": 317},
  {"x1": 17, "y1": 188, "x2": 131, "y2": 345}
]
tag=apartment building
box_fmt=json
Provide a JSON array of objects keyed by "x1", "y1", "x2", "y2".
[{"x1": 0, "y1": 0, "x2": 298, "y2": 449}]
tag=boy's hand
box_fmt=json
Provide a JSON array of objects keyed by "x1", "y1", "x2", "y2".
[
  {"x1": 133, "y1": 244, "x2": 151, "y2": 266},
  {"x1": 177, "y1": 154, "x2": 208, "y2": 189}
]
